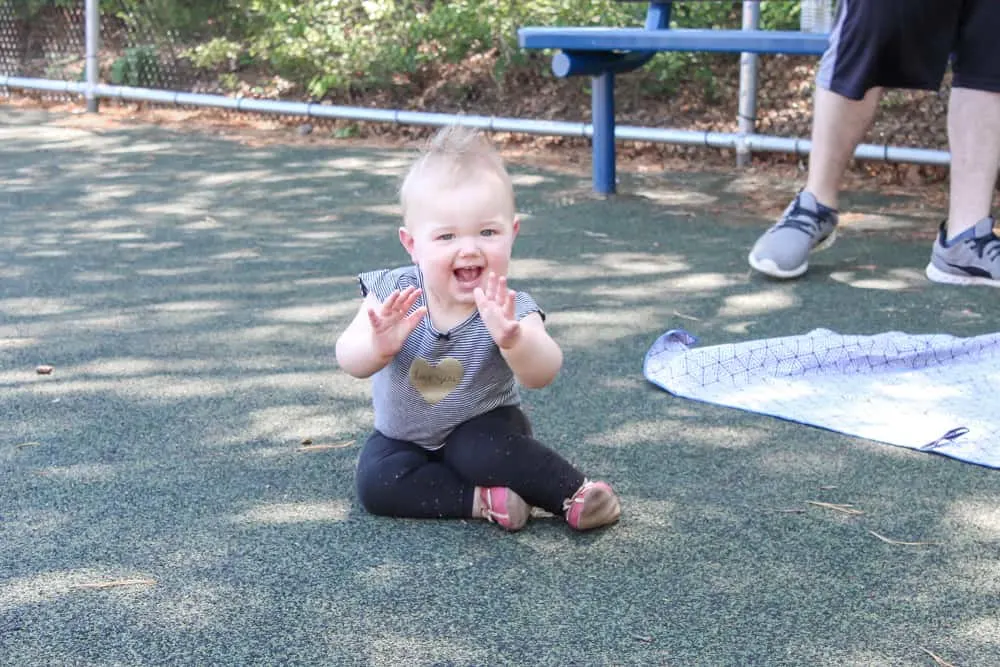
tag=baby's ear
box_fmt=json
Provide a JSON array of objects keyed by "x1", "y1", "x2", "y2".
[
  {"x1": 512, "y1": 216, "x2": 521, "y2": 237},
  {"x1": 398, "y1": 226, "x2": 416, "y2": 257}
]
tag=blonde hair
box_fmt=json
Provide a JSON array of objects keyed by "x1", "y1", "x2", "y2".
[{"x1": 400, "y1": 125, "x2": 515, "y2": 222}]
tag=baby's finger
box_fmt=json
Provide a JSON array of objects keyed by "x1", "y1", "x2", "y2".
[
  {"x1": 382, "y1": 289, "x2": 401, "y2": 312},
  {"x1": 504, "y1": 288, "x2": 517, "y2": 320},
  {"x1": 478, "y1": 272, "x2": 492, "y2": 302},
  {"x1": 403, "y1": 305, "x2": 428, "y2": 333},
  {"x1": 398, "y1": 287, "x2": 423, "y2": 313},
  {"x1": 474, "y1": 288, "x2": 496, "y2": 317},
  {"x1": 494, "y1": 275, "x2": 509, "y2": 305},
  {"x1": 366, "y1": 307, "x2": 381, "y2": 329}
]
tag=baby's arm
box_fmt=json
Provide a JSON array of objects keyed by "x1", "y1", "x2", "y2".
[
  {"x1": 499, "y1": 312, "x2": 563, "y2": 389},
  {"x1": 335, "y1": 295, "x2": 392, "y2": 378},
  {"x1": 335, "y1": 288, "x2": 427, "y2": 378}
]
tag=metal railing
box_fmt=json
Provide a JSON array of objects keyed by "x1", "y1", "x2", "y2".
[{"x1": 0, "y1": 0, "x2": 950, "y2": 167}]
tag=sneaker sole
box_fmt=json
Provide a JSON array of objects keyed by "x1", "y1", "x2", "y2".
[
  {"x1": 747, "y1": 229, "x2": 838, "y2": 279},
  {"x1": 925, "y1": 262, "x2": 1000, "y2": 288}
]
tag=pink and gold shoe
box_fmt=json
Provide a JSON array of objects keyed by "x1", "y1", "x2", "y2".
[
  {"x1": 476, "y1": 486, "x2": 530, "y2": 532},
  {"x1": 564, "y1": 480, "x2": 621, "y2": 531}
]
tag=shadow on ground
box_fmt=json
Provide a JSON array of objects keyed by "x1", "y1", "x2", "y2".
[{"x1": 2, "y1": 107, "x2": 998, "y2": 666}]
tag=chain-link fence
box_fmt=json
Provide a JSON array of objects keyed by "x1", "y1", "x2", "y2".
[
  {"x1": 0, "y1": 0, "x2": 227, "y2": 100},
  {"x1": 1, "y1": 0, "x2": 86, "y2": 97},
  {"x1": 2, "y1": 0, "x2": 945, "y2": 170},
  {"x1": 2, "y1": 0, "x2": 836, "y2": 103},
  {"x1": 799, "y1": 0, "x2": 835, "y2": 32}
]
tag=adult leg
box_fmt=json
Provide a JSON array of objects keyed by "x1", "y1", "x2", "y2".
[
  {"x1": 943, "y1": 0, "x2": 1000, "y2": 238},
  {"x1": 924, "y1": 0, "x2": 1000, "y2": 285},
  {"x1": 749, "y1": 0, "x2": 956, "y2": 279},
  {"x1": 355, "y1": 430, "x2": 473, "y2": 519},
  {"x1": 804, "y1": 86, "x2": 882, "y2": 210},
  {"x1": 946, "y1": 87, "x2": 1000, "y2": 237}
]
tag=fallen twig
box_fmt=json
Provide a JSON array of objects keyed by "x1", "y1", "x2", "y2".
[
  {"x1": 771, "y1": 508, "x2": 807, "y2": 514},
  {"x1": 671, "y1": 310, "x2": 702, "y2": 322},
  {"x1": 297, "y1": 440, "x2": 354, "y2": 452},
  {"x1": 15, "y1": 441, "x2": 43, "y2": 449},
  {"x1": 920, "y1": 647, "x2": 957, "y2": 667},
  {"x1": 70, "y1": 579, "x2": 156, "y2": 590},
  {"x1": 806, "y1": 500, "x2": 864, "y2": 516},
  {"x1": 632, "y1": 634, "x2": 654, "y2": 643},
  {"x1": 869, "y1": 531, "x2": 940, "y2": 547}
]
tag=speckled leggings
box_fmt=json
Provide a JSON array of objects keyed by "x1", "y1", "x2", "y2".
[{"x1": 355, "y1": 405, "x2": 585, "y2": 519}]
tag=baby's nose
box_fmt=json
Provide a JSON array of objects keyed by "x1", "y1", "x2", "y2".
[{"x1": 458, "y1": 236, "x2": 481, "y2": 254}]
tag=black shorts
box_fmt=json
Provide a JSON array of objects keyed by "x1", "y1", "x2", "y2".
[{"x1": 818, "y1": 0, "x2": 1000, "y2": 99}]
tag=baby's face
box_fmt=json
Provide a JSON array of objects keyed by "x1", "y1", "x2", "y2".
[{"x1": 400, "y1": 170, "x2": 518, "y2": 309}]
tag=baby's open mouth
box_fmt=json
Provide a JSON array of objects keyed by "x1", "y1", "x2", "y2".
[{"x1": 454, "y1": 267, "x2": 483, "y2": 284}]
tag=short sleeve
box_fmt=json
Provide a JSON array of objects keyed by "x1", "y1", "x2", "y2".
[
  {"x1": 358, "y1": 266, "x2": 420, "y2": 302},
  {"x1": 514, "y1": 290, "x2": 545, "y2": 322}
]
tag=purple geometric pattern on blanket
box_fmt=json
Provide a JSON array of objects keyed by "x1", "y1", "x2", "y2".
[{"x1": 643, "y1": 328, "x2": 1000, "y2": 469}]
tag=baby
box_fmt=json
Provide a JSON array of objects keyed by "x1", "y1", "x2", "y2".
[{"x1": 335, "y1": 125, "x2": 620, "y2": 532}]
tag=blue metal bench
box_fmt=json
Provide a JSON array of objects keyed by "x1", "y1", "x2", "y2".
[{"x1": 517, "y1": 1, "x2": 830, "y2": 195}]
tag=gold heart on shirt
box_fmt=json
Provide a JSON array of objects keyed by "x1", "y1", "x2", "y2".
[{"x1": 409, "y1": 357, "x2": 464, "y2": 405}]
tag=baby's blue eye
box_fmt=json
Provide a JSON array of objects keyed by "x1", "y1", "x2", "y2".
[
  {"x1": 437, "y1": 233, "x2": 454, "y2": 241},
  {"x1": 480, "y1": 229, "x2": 496, "y2": 237}
]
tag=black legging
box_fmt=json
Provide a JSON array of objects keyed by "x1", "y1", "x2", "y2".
[{"x1": 356, "y1": 405, "x2": 586, "y2": 519}]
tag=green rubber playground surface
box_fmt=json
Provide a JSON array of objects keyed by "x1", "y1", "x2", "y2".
[{"x1": 2, "y1": 106, "x2": 998, "y2": 666}]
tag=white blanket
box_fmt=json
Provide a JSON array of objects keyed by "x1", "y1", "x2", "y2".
[{"x1": 643, "y1": 328, "x2": 1000, "y2": 468}]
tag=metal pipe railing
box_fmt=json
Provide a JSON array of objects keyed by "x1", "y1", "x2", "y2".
[
  {"x1": 2, "y1": 0, "x2": 949, "y2": 168},
  {"x1": 0, "y1": 75, "x2": 952, "y2": 166}
]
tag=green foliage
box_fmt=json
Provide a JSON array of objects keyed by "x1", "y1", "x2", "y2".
[
  {"x1": 109, "y1": 46, "x2": 161, "y2": 87},
  {"x1": 223, "y1": 0, "x2": 805, "y2": 99},
  {"x1": 334, "y1": 123, "x2": 360, "y2": 139},
  {"x1": 761, "y1": 1, "x2": 802, "y2": 30},
  {"x1": 7, "y1": 0, "x2": 75, "y2": 19},
  {"x1": 20, "y1": 0, "x2": 810, "y2": 99},
  {"x1": 184, "y1": 37, "x2": 248, "y2": 71},
  {"x1": 106, "y1": 0, "x2": 243, "y2": 39}
]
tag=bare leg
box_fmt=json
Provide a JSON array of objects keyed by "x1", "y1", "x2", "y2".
[
  {"x1": 946, "y1": 87, "x2": 1000, "y2": 238},
  {"x1": 805, "y1": 86, "x2": 884, "y2": 209}
]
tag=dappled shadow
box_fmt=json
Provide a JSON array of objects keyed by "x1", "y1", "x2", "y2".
[{"x1": 2, "y1": 107, "x2": 999, "y2": 666}]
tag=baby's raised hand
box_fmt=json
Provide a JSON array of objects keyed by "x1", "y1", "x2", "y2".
[
  {"x1": 367, "y1": 286, "x2": 427, "y2": 359},
  {"x1": 474, "y1": 272, "x2": 521, "y2": 349}
]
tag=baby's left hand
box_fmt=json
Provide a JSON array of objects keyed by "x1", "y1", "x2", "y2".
[{"x1": 474, "y1": 272, "x2": 521, "y2": 350}]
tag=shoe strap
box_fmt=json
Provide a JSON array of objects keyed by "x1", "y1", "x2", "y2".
[
  {"x1": 480, "y1": 487, "x2": 509, "y2": 524},
  {"x1": 562, "y1": 479, "x2": 594, "y2": 513}
]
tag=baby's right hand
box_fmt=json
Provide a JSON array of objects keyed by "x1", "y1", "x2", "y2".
[{"x1": 367, "y1": 286, "x2": 427, "y2": 360}]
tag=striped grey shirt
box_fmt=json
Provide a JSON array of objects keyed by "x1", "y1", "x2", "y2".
[{"x1": 359, "y1": 265, "x2": 543, "y2": 448}]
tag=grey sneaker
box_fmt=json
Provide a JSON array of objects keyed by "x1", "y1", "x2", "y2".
[
  {"x1": 748, "y1": 191, "x2": 839, "y2": 279},
  {"x1": 925, "y1": 217, "x2": 1000, "y2": 287}
]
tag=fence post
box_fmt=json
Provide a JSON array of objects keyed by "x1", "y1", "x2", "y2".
[
  {"x1": 85, "y1": 0, "x2": 99, "y2": 112},
  {"x1": 736, "y1": 0, "x2": 760, "y2": 167}
]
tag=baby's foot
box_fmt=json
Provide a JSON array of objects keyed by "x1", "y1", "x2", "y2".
[
  {"x1": 563, "y1": 480, "x2": 621, "y2": 531},
  {"x1": 474, "y1": 486, "x2": 530, "y2": 532}
]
